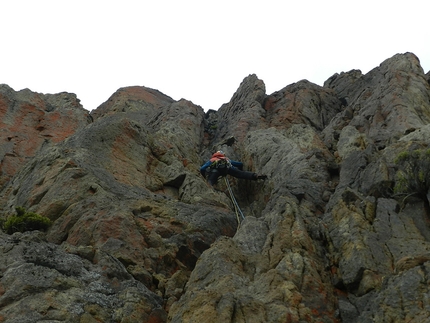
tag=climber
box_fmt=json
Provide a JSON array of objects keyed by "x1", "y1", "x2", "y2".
[{"x1": 200, "y1": 151, "x2": 267, "y2": 186}]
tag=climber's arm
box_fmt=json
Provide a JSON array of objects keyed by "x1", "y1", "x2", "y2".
[
  {"x1": 230, "y1": 160, "x2": 244, "y2": 170},
  {"x1": 200, "y1": 161, "x2": 212, "y2": 177}
]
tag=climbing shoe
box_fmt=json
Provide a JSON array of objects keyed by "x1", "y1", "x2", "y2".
[{"x1": 256, "y1": 174, "x2": 267, "y2": 180}]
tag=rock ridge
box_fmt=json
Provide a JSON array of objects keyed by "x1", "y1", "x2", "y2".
[{"x1": 0, "y1": 52, "x2": 430, "y2": 322}]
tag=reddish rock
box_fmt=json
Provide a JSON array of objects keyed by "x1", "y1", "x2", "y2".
[
  {"x1": 264, "y1": 80, "x2": 343, "y2": 131},
  {"x1": 90, "y1": 86, "x2": 175, "y2": 120},
  {"x1": 1, "y1": 52, "x2": 430, "y2": 323},
  {"x1": 0, "y1": 85, "x2": 89, "y2": 186}
]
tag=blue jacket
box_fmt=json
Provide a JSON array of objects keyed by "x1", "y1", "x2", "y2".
[{"x1": 200, "y1": 159, "x2": 243, "y2": 177}]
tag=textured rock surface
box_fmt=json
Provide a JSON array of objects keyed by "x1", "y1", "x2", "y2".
[
  {"x1": 0, "y1": 85, "x2": 90, "y2": 187},
  {"x1": 1, "y1": 52, "x2": 430, "y2": 322}
]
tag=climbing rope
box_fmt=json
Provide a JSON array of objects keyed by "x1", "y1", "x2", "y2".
[{"x1": 224, "y1": 177, "x2": 245, "y2": 226}]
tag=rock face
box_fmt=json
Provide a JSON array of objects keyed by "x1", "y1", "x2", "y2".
[
  {"x1": 1, "y1": 52, "x2": 430, "y2": 322},
  {"x1": 0, "y1": 85, "x2": 90, "y2": 187}
]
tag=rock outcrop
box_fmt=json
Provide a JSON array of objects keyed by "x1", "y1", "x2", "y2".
[
  {"x1": 0, "y1": 85, "x2": 90, "y2": 187},
  {"x1": 1, "y1": 52, "x2": 430, "y2": 322}
]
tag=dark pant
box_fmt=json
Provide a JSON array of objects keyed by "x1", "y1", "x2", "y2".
[{"x1": 207, "y1": 167, "x2": 256, "y2": 186}]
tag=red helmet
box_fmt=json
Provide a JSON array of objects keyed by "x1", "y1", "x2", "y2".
[{"x1": 211, "y1": 150, "x2": 225, "y2": 158}]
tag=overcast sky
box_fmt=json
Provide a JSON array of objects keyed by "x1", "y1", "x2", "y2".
[{"x1": 2, "y1": 1, "x2": 429, "y2": 112}]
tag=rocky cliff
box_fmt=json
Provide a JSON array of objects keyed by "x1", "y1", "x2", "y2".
[{"x1": 1, "y1": 52, "x2": 430, "y2": 322}]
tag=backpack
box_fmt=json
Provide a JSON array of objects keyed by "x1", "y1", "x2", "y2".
[{"x1": 210, "y1": 158, "x2": 231, "y2": 170}]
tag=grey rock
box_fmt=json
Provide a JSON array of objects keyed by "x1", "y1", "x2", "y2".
[{"x1": 1, "y1": 52, "x2": 430, "y2": 323}]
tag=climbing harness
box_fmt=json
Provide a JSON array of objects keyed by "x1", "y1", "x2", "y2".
[{"x1": 224, "y1": 177, "x2": 245, "y2": 226}]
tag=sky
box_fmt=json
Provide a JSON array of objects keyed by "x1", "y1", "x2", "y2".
[{"x1": 2, "y1": 0, "x2": 429, "y2": 112}]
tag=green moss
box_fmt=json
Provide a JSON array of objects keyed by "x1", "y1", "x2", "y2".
[
  {"x1": 3, "y1": 207, "x2": 52, "y2": 234},
  {"x1": 394, "y1": 151, "x2": 409, "y2": 165},
  {"x1": 394, "y1": 148, "x2": 430, "y2": 200}
]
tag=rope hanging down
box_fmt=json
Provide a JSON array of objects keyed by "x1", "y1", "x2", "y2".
[{"x1": 224, "y1": 177, "x2": 245, "y2": 226}]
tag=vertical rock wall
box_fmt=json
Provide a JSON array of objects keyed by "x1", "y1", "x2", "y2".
[{"x1": 1, "y1": 52, "x2": 430, "y2": 322}]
